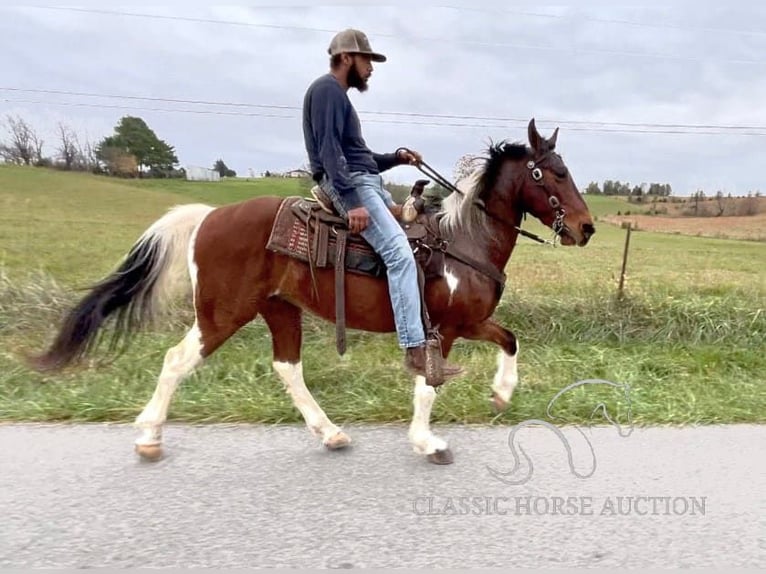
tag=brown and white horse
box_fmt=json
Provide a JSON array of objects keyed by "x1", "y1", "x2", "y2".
[{"x1": 29, "y1": 119, "x2": 595, "y2": 464}]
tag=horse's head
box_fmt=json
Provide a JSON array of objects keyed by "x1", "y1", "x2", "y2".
[
  {"x1": 439, "y1": 120, "x2": 595, "y2": 249},
  {"x1": 472, "y1": 119, "x2": 594, "y2": 247},
  {"x1": 518, "y1": 118, "x2": 595, "y2": 246}
]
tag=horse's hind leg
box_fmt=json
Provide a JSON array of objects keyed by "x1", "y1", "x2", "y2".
[
  {"x1": 133, "y1": 316, "x2": 243, "y2": 460},
  {"x1": 134, "y1": 321, "x2": 204, "y2": 460},
  {"x1": 261, "y1": 298, "x2": 350, "y2": 450}
]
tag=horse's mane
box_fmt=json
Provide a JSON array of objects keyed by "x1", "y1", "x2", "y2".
[{"x1": 438, "y1": 141, "x2": 529, "y2": 242}]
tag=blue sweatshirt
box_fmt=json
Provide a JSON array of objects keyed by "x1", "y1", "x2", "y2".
[{"x1": 302, "y1": 73, "x2": 401, "y2": 196}]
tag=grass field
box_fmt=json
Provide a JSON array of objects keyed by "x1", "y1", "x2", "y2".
[
  {"x1": 603, "y1": 213, "x2": 766, "y2": 242},
  {"x1": 1, "y1": 165, "x2": 764, "y2": 426}
]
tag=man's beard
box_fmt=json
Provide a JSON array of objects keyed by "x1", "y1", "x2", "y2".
[{"x1": 348, "y1": 64, "x2": 369, "y2": 92}]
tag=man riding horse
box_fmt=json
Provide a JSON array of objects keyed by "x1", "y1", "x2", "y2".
[{"x1": 301, "y1": 28, "x2": 463, "y2": 383}]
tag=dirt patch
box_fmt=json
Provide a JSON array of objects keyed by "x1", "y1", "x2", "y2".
[
  {"x1": 601, "y1": 213, "x2": 766, "y2": 241},
  {"x1": 622, "y1": 195, "x2": 766, "y2": 218}
]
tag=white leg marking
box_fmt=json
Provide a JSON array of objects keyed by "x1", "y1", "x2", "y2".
[
  {"x1": 135, "y1": 322, "x2": 204, "y2": 445},
  {"x1": 444, "y1": 266, "x2": 459, "y2": 306},
  {"x1": 408, "y1": 376, "x2": 448, "y2": 455},
  {"x1": 273, "y1": 361, "x2": 343, "y2": 444},
  {"x1": 492, "y1": 342, "x2": 519, "y2": 404}
]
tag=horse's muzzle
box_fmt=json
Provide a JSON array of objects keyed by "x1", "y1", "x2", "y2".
[
  {"x1": 580, "y1": 222, "x2": 595, "y2": 245},
  {"x1": 562, "y1": 221, "x2": 595, "y2": 246}
]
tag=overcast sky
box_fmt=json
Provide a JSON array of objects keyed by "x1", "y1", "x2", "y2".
[{"x1": 1, "y1": 2, "x2": 765, "y2": 195}]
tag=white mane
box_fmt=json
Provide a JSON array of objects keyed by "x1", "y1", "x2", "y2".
[{"x1": 438, "y1": 165, "x2": 489, "y2": 241}]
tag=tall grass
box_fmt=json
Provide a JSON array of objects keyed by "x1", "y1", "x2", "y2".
[{"x1": 1, "y1": 268, "x2": 763, "y2": 425}]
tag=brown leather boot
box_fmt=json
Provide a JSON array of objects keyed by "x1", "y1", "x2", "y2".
[{"x1": 404, "y1": 344, "x2": 464, "y2": 387}]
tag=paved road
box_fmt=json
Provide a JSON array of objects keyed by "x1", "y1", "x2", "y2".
[{"x1": 0, "y1": 423, "x2": 763, "y2": 568}]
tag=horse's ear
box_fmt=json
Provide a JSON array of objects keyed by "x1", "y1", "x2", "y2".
[
  {"x1": 549, "y1": 127, "x2": 559, "y2": 149},
  {"x1": 528, "y1": 118, "x2": 542, "y2": 151}
]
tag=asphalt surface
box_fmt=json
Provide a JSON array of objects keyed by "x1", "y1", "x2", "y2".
[{"x1": 0, "y1": 423, "x2": 763, "y2": 568}]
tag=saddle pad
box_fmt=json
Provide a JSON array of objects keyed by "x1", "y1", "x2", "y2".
[
  {"x1": 266, "y1": 197, "x2": 444, "y2": 279},
  {"x1": 266, "y1": 197, "x2": 387, "y2": 277}
]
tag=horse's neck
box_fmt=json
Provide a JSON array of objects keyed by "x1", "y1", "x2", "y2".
[
  {"x1": 441, "y1": 210, "x2": 520, "y2": 278},
  {"x1": 431, "y1": 167, "x2": 523, "y2": 278}
]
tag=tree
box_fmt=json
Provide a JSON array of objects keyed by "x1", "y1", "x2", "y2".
[
  {"x1": 96, "y1": 116, "x2": 178, "y2": 177},
  {"x1": 692, "y1": 189, "x2": 705, "y2": 215},
  {"x1": 622, "y1": 181, "x2": 632, "y2": 195},
  {"x1": 584, "y1": 181, "x2": 601, "y2": 194},
  {"x1": 715, "y1": 191, "x2": 726, "y2": 216},
  {"x1": 56, "y1": 123, "x2": 84, "y2": 170},
  {"x1": 0, "y1": 114, "x2": 45, "y2": 165},
  {"x1": 213, "y1": 158, "x2": 236, "y2": 178}
]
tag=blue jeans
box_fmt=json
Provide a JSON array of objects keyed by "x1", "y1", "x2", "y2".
[{"x1": 320, "y1": 172, "x2": 426, "y2": 348}]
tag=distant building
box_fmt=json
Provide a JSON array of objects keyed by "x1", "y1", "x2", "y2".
[
  {"x1": 185, "y1": 166, "x2": 221, "y2": 182},
  {"x1": 283, "y1": 169, "x2": 311, "y2": 178}
]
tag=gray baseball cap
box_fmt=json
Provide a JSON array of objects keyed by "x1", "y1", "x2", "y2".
[{"x1": 327, "y1": 28, "x2": 387, "y2": 62}]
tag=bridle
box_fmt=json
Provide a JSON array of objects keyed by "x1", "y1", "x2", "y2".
[
  {"x1": 524, "y1": 155, "x2": 568, "y2": 241},
  {"x1": 411, "y1": 151, "x2": 568, "y2": 246}
]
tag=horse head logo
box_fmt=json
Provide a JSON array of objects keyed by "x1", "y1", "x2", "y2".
[{"x1": 487, "y1": 379, "x2": 634, "y2": 485}]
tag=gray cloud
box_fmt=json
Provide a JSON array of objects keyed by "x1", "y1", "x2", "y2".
[{"x1": 1, "y1": 3, "x2": 764, "y2": 193}]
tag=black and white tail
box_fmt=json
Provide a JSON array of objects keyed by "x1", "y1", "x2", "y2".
[{"x1": 29, "y1": 203, "x2": 215, "y2": 372}]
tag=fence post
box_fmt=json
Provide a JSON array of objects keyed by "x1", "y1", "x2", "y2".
[{"x1": 617, "y1": 223, "x2": 632, "y2": 300}]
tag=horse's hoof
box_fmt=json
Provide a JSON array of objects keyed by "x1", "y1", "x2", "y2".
[
  {"x1": 427, "y1": 448, "x2": 454, "y2": 465},
  {"x1": 135, "y1": 443, "x2": 163, "y2": 462},
  {"x1": 490, "y1": 392, "x2": 509, "y2": 413},
  {"x1": 324, "y1": 431, "x2": 352, "y2": 450}
]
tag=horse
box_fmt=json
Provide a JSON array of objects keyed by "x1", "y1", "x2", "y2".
[{"x1": 27, "y1": 118, "x2": 595, "y2": 465}]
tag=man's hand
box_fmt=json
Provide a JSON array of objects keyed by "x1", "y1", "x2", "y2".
[
  {"x1": 347, "y1": 207, "x2": 370, "y2": 234},
  {"x1": 389, "y1": 204, "x2": 403, "y2": 220},
  {"x1": 397, "y1": 147, "x2": 423, "y2": 165}
]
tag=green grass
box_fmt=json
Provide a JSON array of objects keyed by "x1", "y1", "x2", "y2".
[
  {"x1": 0, "y1": 166, "x2": 308, "y2": 284},
  {"x1": 1, "y1": 165, "x2": 764, "y2": 426},
  {"x1": 576, "y1": 194, "x2": 647, "y2": 217},
  {"x1": 119, "y1": 174, "x2": 310, "y2": 203}
]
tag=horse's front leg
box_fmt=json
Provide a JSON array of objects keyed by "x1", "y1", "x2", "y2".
[
  {"x1": 408, "y1": 336, "x2": 455, "y2": 465},
  {"x1": 461, "y1": 319, "x2": 519, "y2": 411}
]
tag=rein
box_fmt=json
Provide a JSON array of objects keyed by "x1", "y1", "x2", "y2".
[{"x1": 413, "y1": 156, "x2": 564, "y2": 247}]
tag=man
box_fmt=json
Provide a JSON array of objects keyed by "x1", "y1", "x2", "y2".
[{"x1": 301, "y1": 28, "x2": 463, "y2": 382}]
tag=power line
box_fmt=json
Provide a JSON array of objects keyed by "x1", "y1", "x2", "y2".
[
  {"x1": 2, "y1": 87, "x2": 765, "y2": 132},
  {"x1": 20, "y1": 6, "x2": 766, "y2": 65},
  {"x1": 0, "y1": 98, "x2": 294, "y2": 120},
  {"x1": 434, "y1": 5, "x2": 766, "y2": 38},
  {"x1": 24, "y1": 6, "x2": 339, "y2": 33},
  {"x1": 0, "y1": 87, "x2": 297, "y2": 112},
  {"x1": 5, "y1": 97, "x2": 766, "y2": 136},
  {"x1": 30, "y1": 4, "x2": 766, "y2": 38}
]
